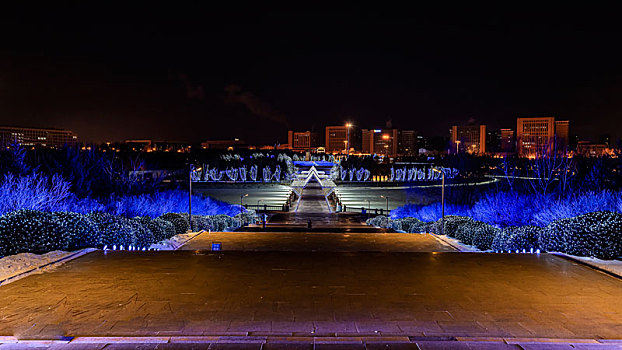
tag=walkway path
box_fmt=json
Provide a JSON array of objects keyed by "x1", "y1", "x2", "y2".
[
  {"x1": 0, "y1": 250, "x2": 621, "y2": 342},
  {"x1": 181, "y1": 232, "x2": 455, "y2": 252},
  {"x1": 295, "y1": 184, "x2": 331, "y2": 214}
]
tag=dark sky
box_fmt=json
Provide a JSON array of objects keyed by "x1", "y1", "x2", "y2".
[{"x1": 1, "y1": 4, "x2": 621, "y2": 144}]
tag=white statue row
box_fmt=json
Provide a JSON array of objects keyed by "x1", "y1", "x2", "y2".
[{"x1": 192, "y1": 165, "x2": 283, "y2": 182}]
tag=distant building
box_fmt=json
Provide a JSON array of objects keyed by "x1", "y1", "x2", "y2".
[
  {"x1": 555, "y1": 120, "x2": 570, "y2": 152},
  {"x1": 398, "y1": 130, "x2": 417, "y2": 156},
  {"x1": 361, "y1": 129, "x2": 399, "y2": 157},
  {"x1": 0, "y1": 126, "x2": 78, "y2": 148},
  {"x1": 325, "y1": 126, "x2": 355, "y2": 154},
  {"x1": 450, "y1": 125, "x2": 486, "y2": 154},
  {"x1": 153, "y1": 141, "x2": 192, "y2": 153},
  {"x1": 576, "y1": 141, "x2": 609, "y2": 157},
  {"x1": 287, "y1": 130, "x2": 319, "y2": 151},
  {"x1": 516, "y1": 117, "x2": 569, "y2": 157},
  {"x1": 125, "y1": 139, "x2": 153, "y2": 152},
  {"x1": 201, "y1": 139, "x2": 246, "y2": 150},
  {"x1": 500, "y1": 129, "x2": 515, "y2": 153}
]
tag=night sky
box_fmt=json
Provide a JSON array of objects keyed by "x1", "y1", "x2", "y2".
[{"x1": 1, "y1": 4, "x2": 621, "y2": 144}]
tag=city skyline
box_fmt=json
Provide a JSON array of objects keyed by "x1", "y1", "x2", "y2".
[{"x1": 2, "y1": 5, "x2": 622, "y2": 144}]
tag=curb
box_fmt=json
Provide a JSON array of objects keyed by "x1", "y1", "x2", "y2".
[
  {"x1": 174, "y1": 230, "x2": 206, "y2": 250},
  {"x1": 428, "y1": 233, "x2": 468, "y2": 252},
  {"x1": 2, "y1": 335, "x2": 621, "y2": 346},
  {"x1": 0, "y1": 248, "x2": 96, "y2": 287},
  {"x1": 552, "y1": 252, "x2": 622, "y2": 280}
]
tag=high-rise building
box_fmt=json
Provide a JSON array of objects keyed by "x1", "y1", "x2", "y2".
[
  {"x1": 516, "y1": 117, "x2": 569, "y2": 157},
  {"x1": 555, "y1": 120, "x2": 570, "y2": 152},
  {"x1": 398, "y1": 130, "x2": 417, "y2": 156},
  {"x1": 287, "y1": 130, "x2": 319, "y2": 151},
  {"x1": 450, "y1": 125, "x2": 486, "y2": 154},
  {"x1": 325, "y1": 126, "x2": 356, "y2": 154},
  {"x1": 361, "y1": 129, "x2": 399, "y2": 157},
  {"x1": 0, "y1": 126, "x2": 78, "y2": 148},
  {"x1": 500, "y1": 129, "x2": 515, "y2": 153}
]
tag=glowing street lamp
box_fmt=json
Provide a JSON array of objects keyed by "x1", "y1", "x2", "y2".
[
  {"x1": 380, "y1": 195, "x2": 389, "y2": 213},
  {"x1": 240, "y1": 193, "x2": 249, "y2": 215},
  {"x1": 345, "y1": 123, "x2": 352, "y2": 156},
  {"x1": 432, "y1": 168, "x2": 445, "y2": 235},
  {"x1": 189, "y1": 164, "x2": 195, "y2": 232},
  {"x1": 455, "y1": 140, "x2": 461, "y2": 154}
]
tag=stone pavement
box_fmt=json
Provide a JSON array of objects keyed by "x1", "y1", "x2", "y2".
[
  {"x1": 181, "y1": 232, "x2": 455, "y2": 252},
  {"x1": 1, "y1": 250, "x2": 621, "y2": 343},
  {"x1": 295, "y1": 186, "x2": 331, "y2": 214}
]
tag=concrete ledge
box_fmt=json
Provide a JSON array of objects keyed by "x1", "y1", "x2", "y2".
[
  {"x1": 0, "y1": 248, "x2": 96, "y2": 286},
  {"x1": 552, "y1": 252, "x2": 622, "y2": 279},
  {"x1": 71, "y1": 336, "x2": 169, "y2": 343},
  {"x1": 4, "y1": 335, "x2": 622, "y2": 346}
]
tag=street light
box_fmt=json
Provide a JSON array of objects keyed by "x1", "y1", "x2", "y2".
[
  {"x1": 454, "y1": 140, "x2": 461, "y2": 154},
  {"x1": 345, "y1": 123, "x2": 352, "y2": 157},
  {"x1": 189, "y1": 164, "x2": 195, "y2": 232},
  {"x1": 432, "y1": 168, "x2": 445, "y2": 235},
  {"x1": 380, "y1": 195, "x2": 389, "y2": 214},
  {"x1": 240, "y1": 193, "x2": 249, "y2": 215}
]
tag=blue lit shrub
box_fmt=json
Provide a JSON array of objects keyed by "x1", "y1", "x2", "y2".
[
  {"x1": 87, "y1": 212, "x2": 153, "y2": 248},
  {"x1": 111, "y1": 190, "x2": 243, "y2": 218},
  {"x1": 134, "y1": 216, "x2": 176, "y2": 243},
  {"x1": 52, "y1": 211, "x2": 100, "y2": 250},
  {"x1": 366, "y1": 215, "x2": 391, "y2": 228},
  {"x1": 430, "y1": 215, "x2": 474, "y2": 237},
  {"x1": 0, "y1": 210, "x2": 70, "y2": 256},
  {"x1": 390, "y1": 202, "x2": 471, "y2": 222},
  {"x1": 531, "y1": 191, "x2": 622, "y2": 226},
  {"x1": 469, "y1": 192, "x2": 543, "y2": 227},
  {"x1": 539, "y1": 211, "x2": 622, "y2": 259},
  {"x1": 389, "y1": 217, "x2": 422, "y2": 232},
  {"x1": 453, "y1": 220, "x2": 500, "y2": 250},
  {"x1": 157, "y1": 213, "x2": 190, "y2": 235},
  {"x1": 491, "y1": 226, "x2": 542, "y2": 252}
]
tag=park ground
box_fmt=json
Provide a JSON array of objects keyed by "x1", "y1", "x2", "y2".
[{"x1": 0, "y1": 190, "x2": 621, "y2": 349}]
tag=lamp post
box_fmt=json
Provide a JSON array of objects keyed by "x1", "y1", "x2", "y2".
[
  {"x1": 432, "y1": 168, "x2": 445, "y2": 235},
  {"x1": 189, "y1": 164, "x2": 195, "y2": 232},
  {"x1": 455, "y1": 140, "x2": 461, "y2": 154},
  {"x1": 380, "y1": 195, "x2": 389, "y2": 214},
  {"x1": 240, "y1": 193, "x2": 248, "y2": 215},
  {"x1": 345, "y1": 123, "x2": 352, "y2": 157},
  {"x1": 366, "y1": 199, "x2": 371, "y2": 219}
]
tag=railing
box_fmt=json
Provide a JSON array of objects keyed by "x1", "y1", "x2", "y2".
[
  {"x1": 243, "y1": 204, "x2": 290, "y2": 212},
  {"x1": 339, "y1": 204, "x2": 391, "y2": 216}
]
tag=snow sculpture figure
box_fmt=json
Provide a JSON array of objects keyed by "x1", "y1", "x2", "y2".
[
  {"x1": 390, "y1": 167, "x2": 395, "y2": 182},
  {"x1": 341, "y1": 169, "x2": 347, "y2": 181},
  {"x1": 226, "y1": 168, "x2": 238, "y2": 182},
  {"x1": 348, "y1": 168, "x2": 355, "y2": 182},
  {"x1": 263, "y1": 166, "x2": 272, "y2": 182},
  {"x1": 239, "y1": 167, "x2": 247, "y2": 182},
  {"x1": 250, "y1": 165, "x2": 258, "y2": 182},
  {"x1": 356, "y1": 168, "x2": 364, "y2": 181},
  {"x1": 273, "y1": 165, "x2": 281, "y2": 182}
]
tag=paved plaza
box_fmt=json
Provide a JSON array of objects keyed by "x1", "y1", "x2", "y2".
[
  {"x1": 1, "y1": 247, "x2": 621, "y2": 344},
  {"x1": 182, "y1": 232, "x2": 455, "y2": 252},
  {"x1": 1, "y1": 192, "x2": 622, "y2": 348}
]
